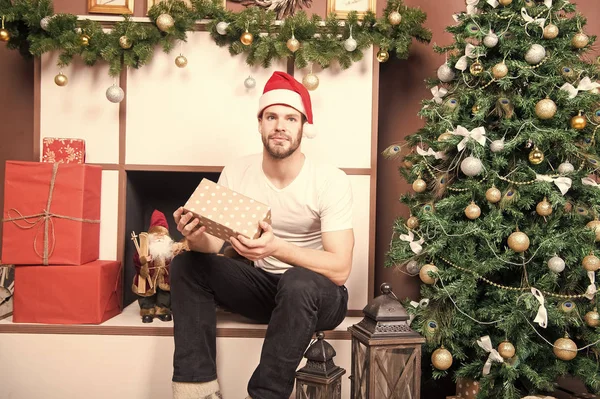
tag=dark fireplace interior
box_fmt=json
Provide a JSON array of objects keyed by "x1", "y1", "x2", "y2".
[{"x1": 123, "y1": 170, "x2": 220, "y2": 306}]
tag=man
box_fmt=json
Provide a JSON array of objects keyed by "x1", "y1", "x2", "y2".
[{"x1": 170, "y1": 71, "x2": 354, "y2": 399}]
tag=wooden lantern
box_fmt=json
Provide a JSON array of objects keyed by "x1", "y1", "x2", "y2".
[
  {"x1": 295, "y1": 331, "x2": 346, "y2": 398},
  {"x1": 348, "y1": 283, "x2": 425, "y2": 399}
]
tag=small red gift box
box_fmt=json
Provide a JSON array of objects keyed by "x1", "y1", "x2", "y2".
[
  {"x1": 2, "y1": 161, "x2": 101, "y2": 265},
  {"x1": 13, "y1": 260, "x2": 122, "y2": 324},
  {"x1": 42, "y1": 137, "x2": 85, "y2": 164}
]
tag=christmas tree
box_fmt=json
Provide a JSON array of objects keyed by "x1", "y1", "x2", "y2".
[{"x1": 385, "y1": 0, "x2": 600, "y2": 397}]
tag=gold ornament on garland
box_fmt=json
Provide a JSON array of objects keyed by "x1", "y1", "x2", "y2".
[
  {"x1": 584, "y1": 308, "x2": 600, "y2": 327},
  {"x1": 471, "y1": 104, "x2": 480, "y2": 115},
  {"x1": 570, "y1": 111, "x2": 587, "y2": 130},
  {"x1": 302, "y1": 70, "x2": 319, "y2": 91},
  {"x1": 156, "y1": 13, "x2": 175, "y2": 32},
  {"x1": 508, "y1": 230, "x2": 530, "y2": 253},
  {"x1": 406, "y1": 216, "x2": 419, "y2": 229},
  {"x1": 499, "y1": 0, "x2": 512, "y2": 5},
  {"x1": 80, "y1": 33, "x2": 90, "y2": 46},
  {"x1": 54, "y1": 72, "x2": 68, "y2": 87},
  {"x1": 376, "y1": 49, "x2": 390, "y2": 63},
  {"x1": 240, "y1": 30, "x2": 254, "y2": 46},
  {"x1": 388, "y1": 11, "x2": 402, "y2": 25},
  {"x1": 119, "y1": 35, "x2": 132, "y2": 49},
  {"x1": 529, "y1": 147, "x2": 544, "y2": 165},
  {"x1": 492, "y1": 62, "x2": 508, "y2": 79},
  {"x1": 553, "y1": 336, "x2": 577, "y2": 361},
  {"x1": 412, "y1": 178, "x2": 427, "y2": 193},
  {"x1": 431, "y1": 346, "x2": 453, "y2": 370},
  {"x1": 582, "y1": 253, "x2": 600, "y2": 272},
  {"x1": 536, "y1": 197, "x2": 552, "y2": 216},
  {"x1": 419, "y1": 264, "x2": 438, "y2": 285},
  {"x1": 572, "y1": 32, "x2": 590, "y2": 49},
  {"x1": 586, "y1": 219, "x2": 600, "y2": 241},
  {"x1": 535, "y1": 98, "x2": 557, "y2": 120},
  {"x1": 498, "y1": 341, "x2": 516, "y2": 359},
  {"x1": 286, "y1": 34, "x2": 300, "y2": 53},
  {"x1": 0, "y1": 16, "x2": 9, "y2": 42},
  {"x1": 470, "y1": 60, "x2": 484, "y2": 76},
  {"x1": 486, "y1": 186, "x2": 501, "y2": 203},
  {"x1": 465, "y1": 202, "x2": 481, "y2": 220},
  {"x1": 438, "y1": 131, "x2": 453, "y2": 141},
  {"x1": 175, "y1": 54, "x2": 188, "y2": 68},
  {"x1": 543, "y1": 24, "x2": 559, "y2": 39}
]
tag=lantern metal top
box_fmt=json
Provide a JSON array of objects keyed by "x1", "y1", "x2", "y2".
[{"x1": 296, "y1": 332, "x2": 342, "y2": 378}]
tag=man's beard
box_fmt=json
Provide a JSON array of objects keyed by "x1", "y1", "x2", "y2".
[
  {"x1": 148, "y1": 234, "x2": 174, "y2": 260},
  {"x1": 262, "y1": 131, "x2": 302, "y2": 159}
]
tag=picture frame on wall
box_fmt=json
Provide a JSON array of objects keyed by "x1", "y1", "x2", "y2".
[
  {"x1": 327, "y1": 0, "x2": 376, "y2": 18},
  {"x1": 147, "y1": 0, "x2": 227, "y2": 14},
  {"x1": 88, "y1": 0, "x2": 134, "y2": 14}
]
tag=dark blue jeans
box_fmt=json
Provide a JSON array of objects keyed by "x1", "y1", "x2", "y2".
[{"x1": 170, "y1": 251, "x2": 348, "y2": 399}]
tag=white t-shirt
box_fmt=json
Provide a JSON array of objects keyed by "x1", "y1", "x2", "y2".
[{"x1": 217, "y1": 153, "x2": 353, "y2": 273}]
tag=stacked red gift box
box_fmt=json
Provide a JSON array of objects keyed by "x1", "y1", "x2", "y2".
[{"x1": 1, "y1": 138, "x2": 122, "y2": 324}]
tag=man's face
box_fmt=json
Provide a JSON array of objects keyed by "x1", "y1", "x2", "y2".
[{"x1": 259, "y1": 104, "x2": 303, "y2": 159}]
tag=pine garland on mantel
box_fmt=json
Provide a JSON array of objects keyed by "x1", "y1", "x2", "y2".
[{"x1": 0, "y1": 0, "x2": 431, "y2": 77}]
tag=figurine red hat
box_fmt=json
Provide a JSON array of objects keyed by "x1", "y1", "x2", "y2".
[
  {"x1": 258, "y1": 71, "x2": 316, "y2": 138},
  {"x1": 148, "y1": 210, "x2": 169, "y2": 235}
]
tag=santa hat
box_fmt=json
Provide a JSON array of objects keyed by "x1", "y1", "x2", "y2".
[
  {"x1": 257, "y1": 71, "x2": 316, "y2": 139},
  {"x1": 148, "y1": 210, "x2": 169, "y2": 235}
]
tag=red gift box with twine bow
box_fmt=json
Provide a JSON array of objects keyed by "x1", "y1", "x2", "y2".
[{"x1": 1, "y1": 161, "x2": 101, "y2": 265}]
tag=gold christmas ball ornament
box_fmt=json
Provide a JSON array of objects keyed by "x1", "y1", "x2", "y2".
[
  {"x1": 412, "y1": 178, "x2": 427, "y2": 193},
  {"x1": 535, "y1": 98, "x2": 557, "y2": 120},
  {"x1": 508, "y1": 231, "x2": 530, "y2": 253},
  {"x1": 470, "y1": 60, "x2": 484, "y2": 76},
  {"x1": 498, "y1": 341, "x2": 516, "y2": 359},
  {"x1": 419, "y1": 264, "x2": 439, "y2": 285},
  {"x1": 553, "y1": 337, "x2": 577, "y2": 361},
  {"x1": 438, "y1": 131, "x2": 454, "y2": 141},
  {"x1": 586, "y1": 220, "x2": 600, "y2": 242},
  {"x1": 376, "y1": 49, "x2": 390, "y2": 63},
  {"x1": 54, "y1": 72, "x2": 68, "y2": 87},
  {"x1": 582, "y1": 254, "x2": 600, "y2": 272},
  {"x1": 543, "y1": 24, "x2": 559, "y2": 39},
  {"x1": 388, "y1": 11, "x2": 402, "y2": 25},
  {"x1": 486, "y1": 187, "x2": 502, "y2": 203},
  {"x1": 156, "y1": 13, "x2": 175, "y2": 32},
  {"x1": 302, "y1": 73, "x2": 319, "y2": 91},
  {"x1": 465, "y1": 202, "x2": 481, "y2": 220},
  {"x1": 0, "y1": 28, "x2": 9, "y2": 42},
  {"x1": 471, "y1": 105, "x2": 480, "y2": 114},
  {"x1": 286, "y1": 36, "x2": 300, "y2": 53},
  {"x1": 572, "y1": 32, "x2": 589, "y2": 49},
  {"x1": 536, "y1": 197, "x2": 552, "y2": 216},
  {"x1": 406, "y1": 216, "x2": 419, "y2": 229},
  {"x1": 492, "y1": 62, "x2": 508, "y2": 79},
  {"x1": 240, "y1": 31, "x2": 254, "y2": 46},
  {"x1": 175, "y1": 55, "x2": 188, "y2": 68},
  {"x1": 431, "y1": 347, "x2": 453, "y2": 370},
  {"x1": 528, "y1": 147, "x2": 544, "y2": 165},
  {"x1": 119, "y1": 35, "x2": 132, "y2": 49},
  {"x1": 499, "y1": 0, "x2": 512, "y2": 5},
  {"x1": 80, "y1": 34, "x2": 90, "y2": 46},
  {"x1": 570, "y1": 112, "x2": 587, "y2": 130},
  {"x1": 584, "y1": 309, "x2": 600, "y2": 327}
]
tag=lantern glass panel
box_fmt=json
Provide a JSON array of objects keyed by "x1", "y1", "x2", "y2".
[
  {"x1": 373, "y1": 347, "x2": 418, "y2": 399},
  {"x1": 296, "y1": 381, "x2": 341, "y2": 399},
  {"x1": 352, "y1": 339, "x2": 369, "y2": 399}
]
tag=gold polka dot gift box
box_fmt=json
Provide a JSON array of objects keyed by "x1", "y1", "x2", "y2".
[{"x1": 183, "y1": 178, "x2": 272, "y2": 242}]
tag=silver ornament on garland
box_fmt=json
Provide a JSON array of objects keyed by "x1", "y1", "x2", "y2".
[
  {"x1": 40, "y1": 16, "x2": 53, "y2": 31},
  {"x1": 558, "y1": 162, "x2": 574, "y2": 174},
  {"x1": 437, "y1": 63, "x2": 455, "y2": 83},
  {"x1": 490, "y1": 139, "x2": 505, "y2": 153},
  {"x1": 244, "y1": 76, "x2": 256, "y2": 89},
  {"x1": 343, "y1": 36, "x2": 357, "y2": 52},
  {"x1": 460, "y1": 156, "x2": 483, "y2": 177},
  {"x1": 406, "y1": 260, "x2": 420, "y2": 275},
  {"x1": 483, "y1": 31, "x2": 499, "y2": 48},
  {"x1": 548, "y1": 256, "x2": 566, "y2": 273},
  {"x1": 216, "y1": 21, "x2": 229, "y2": 35},
  {"x1": 106, "y1": 84, "x2": 125, "y2": 103},
  {"x1": 525, "y1": 44, "x2": 546, "y2": 65}
]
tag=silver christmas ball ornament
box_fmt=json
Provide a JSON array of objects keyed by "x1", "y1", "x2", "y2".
[
  {"x1": 244, "y1": 76, "x2": 256, "y2": 89},
  {"x1": 106, "y1": 84, "x2": 125, "y2": 103},
  {"x1": 490, "y1": 140, "x2": 505, "y2": 153},
  {"x1": 216, "y1": 21, "x2": 229, "y2": 35},
  {"x1": 548, "y1": 256, "x2": 566, "y2": 273},
  {"x1": 483, "y1": 32, "x2": 498, "y2": 48},
  {"x1": 437, "y1": 63, "x2": 455, "y2": 83},
  {"x1": 343, "y1": 37, "x2": 357, "y2": 52},
  {"x1": 558, "y1": 162, "x2": 574, "y2": 174},
  {"x1": 525, "y1": 44, "x2": 546, "y2": 65},
  {"x1": 406, "y1": 260, "x2": 420, "y2": 275},
  {"x1": 460, "y1": 156, "x2": 483, "y2": 177},
  {"x1": 40, "y1": 16, "x2": 53, "y2": 31}
]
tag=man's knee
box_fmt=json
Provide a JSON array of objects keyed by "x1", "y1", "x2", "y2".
[{"x1": 277, "y1": 267, "x2": 321, "y2": 299}]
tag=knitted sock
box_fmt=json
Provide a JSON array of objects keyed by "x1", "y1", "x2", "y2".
[{"x1": 172, "y1": 380, "x2": 221, "y2": 399}]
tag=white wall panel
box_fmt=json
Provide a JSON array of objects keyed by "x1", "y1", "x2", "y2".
[
  {"x1": 126, "y1": 31, "x2": 286, "y2": 166},
  {"x1": 299, "y1": 50, "x2": 374, "y2": 169},
  {"x1": 348, "y1": 175, "x2": 370, "y2": 310},
  {"x1": 99, "y1": 170, "x2": 119, "y2": 261},
  {"x1": 40, "y1": 52, "x2": 120, "y2": 164}
]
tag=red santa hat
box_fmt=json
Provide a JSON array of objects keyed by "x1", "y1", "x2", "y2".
[
  {"x1": 257, "y1": 71, "x2": 316, "y2": 139},
  {"x1": 148, "y1": 210, "x2": 169, "y2": 235}
]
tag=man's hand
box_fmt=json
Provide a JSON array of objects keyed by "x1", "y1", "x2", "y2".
[
  {"x1": 230, "y1": 221, "x2": 280, "y2": 261},
  {"x1": 173, "y1": 207, "x2": 207, "y2": 248}
]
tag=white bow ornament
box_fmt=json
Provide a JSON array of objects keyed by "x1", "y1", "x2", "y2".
[
  {"x1": 466, "y1": 0, "x2": 499, "y2": 15},
  {"x1": 431, "y1": 86, "x2": 448, "y2": 104},
  {"x1": 417, "y1": 146, "x2": 447, "y2": 160},
  {"x1": 585, "y1": 271, "x2": 597, "y2": 300},
  {"x1": 400, "y1": 231, "x2": 425, "y2": 254},
  {"x1": 476, "y1": 335, "x2": 504, "y2": 375},
  {"x1": 454, "y1": 125, "x2": 487, "y2": 152},
  {"x1": 455, "y1": 43, "x2": 477, "y2": 71},
  {"x1": 560, "y1": 77, "x2": 600, "y2": 99},
  {"x1": 536, "y1": 175, "x2": 572, "y2": 195},
  {"x1": 531, "y1": 288, "x2": 548, "y2": 328},
  {"x1": 521, "y1": 8, "x2": 546, "y2": 33},
  {"x1": 582, "y1": 177, "x2": 600, "y2": 188}
]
